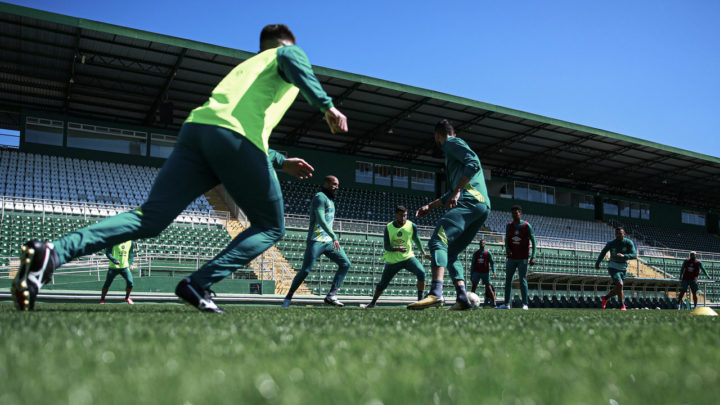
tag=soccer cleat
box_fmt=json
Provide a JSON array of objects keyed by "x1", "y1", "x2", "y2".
[
  {"x1": 620, "y1": 305, "x2": 627, "y2": 311},
  {"x1": 677, "y1": 304, "x2": 681, "y2": 310},
  {"x1": 99, "y1": 300, "x2": 105, "y2": 305},
  {"x1": 601, "y1": 295, "x2": 609, "y2": 310},
  {"x1": 360, "y1": 302, "x2": 376, "y2": 309},
  {"x1": 522, "y1": 305, "x2": 529, "y2": 310},
  {"x1": 449, "y1": 301, "x2": 472, "y2": 311},
  {"x1": 324, "y1": 295, "x2": 344, "y2": 307},
  {"x1": 125, "y1": 298, "x2": 134, "y2": 305},
  {"x1": 10, "y1": 240, "x2": 59, "y2": 311},
  {"x1": 407, "y1": 294, "x2": 444, "y2": 310},
  {"x1": 175, "y1": 278, "x2": 227, "y2": 313},
  {"x1": 281, "y1": 298, "x2": 291, "y2": 308},
  {"x1": 495, "y1": 304, "x2": 511, "y2": 309}
]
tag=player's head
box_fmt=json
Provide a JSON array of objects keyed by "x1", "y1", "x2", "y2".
[
  {"x1": 479, "y1": 239, "x2": 486, "y2": 250},
  {"x1": 614, "y1": 226, "x2": 625, "y2": 240},
  {"x1": 394, "y1": 205, "x2": 407, "y2": 225},
  {"x1": 260, "y1": 24, "x2": 296, "y2": 51},
  {"x1": 434, "y1": 119, "x2": 455, "y2": 146},
  {"x1": 322, "y1": 175, "x2": 339, "y2": 199},
  {"x1": 690, "y1": 251, "x2": 697, "y2": 260},
  {"x1": 511, "y1": 205, "x2": 522, "y2": 221}
]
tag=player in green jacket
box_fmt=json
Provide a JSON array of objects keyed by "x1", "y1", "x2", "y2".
[
  {"x1": 12, "y1": 24, "x2": 349, "y2": 312},
  {"x1": 282, "y1": 176, "x2": 352, "y2": 307},
  {"x1": 100, "y1": 241, "x2": 137, "y2": 305},
  {"x1": 409, "y1": 119, "x2": 491, "y2": 311},
  {"x1": 362, "y1": 205, "x2": 431, "y2": 308},
  {"x1": 596, "y1": 227, "x2": 636, "y2": 311}
]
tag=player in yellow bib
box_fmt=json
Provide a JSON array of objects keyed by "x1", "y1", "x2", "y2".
[
  {"x1": 11, "y1": 25, "x2": 349, "y2": 312},
  {"x1": 362, "y1": 206, "x2": 430, "y2": 308},
  {"x1": 100, "y1": 240, "x2": 137, "y2": 305}
]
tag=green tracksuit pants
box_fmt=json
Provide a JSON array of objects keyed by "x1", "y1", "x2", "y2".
[
  {"x1": 52, "y1": 123, "x2": 285, "y2": 290},
  {"x1": 376, "y1": 257, "x2": 426, "y2": 291}
]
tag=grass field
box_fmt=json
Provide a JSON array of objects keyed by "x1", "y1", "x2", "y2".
[{"x1": 1, "y1": 303, "x2": 719, "y2": 405}]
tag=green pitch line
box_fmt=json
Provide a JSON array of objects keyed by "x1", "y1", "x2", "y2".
[{"x1": 1, "y1": 304, "x2": 719, "y2": 405}]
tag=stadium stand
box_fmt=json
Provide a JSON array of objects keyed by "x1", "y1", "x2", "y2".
[
  {"x1": 0, "y1": 149, "x2": 211, "y2": 211},
  {"x1": 609, "y1": 218, "x2": 720, "y2": 253}
]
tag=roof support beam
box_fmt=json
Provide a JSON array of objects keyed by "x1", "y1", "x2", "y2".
[
  {"x1": 340, "y1": 97, "x2": 430, "y2": 154},
  {"x1": 63, "y1": 27, "x2": 82, "y2": 113},
  {"x1": 143, "y1": 48, "x2": 187, "y2": 125}
]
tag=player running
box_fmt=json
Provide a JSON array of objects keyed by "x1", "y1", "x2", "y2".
[
  {"x1": 596, "y1": 227, "x2": 636, "y2": 311},
  {"x1": 100, "y1": 240, "x2": 137, "y2": 305},
  {"x1": 11, "y1": 24, "x2": 349, "y2": 312},
  {"x1": 408, "y1": 119, "x2": 491, "y2": 311},
  {"x1": 496, "y1": 205, "x2": 536, "y2": 310},
  {"x1": 470, "y1": 239, "x2": 496, "y2": 307},
  {"x1": 677, "y1": 251, "x2": 709, "y2": 310},
  {"x1": 282, "y1": 176, "x2": 352, "y2": 307},
  {"x1": 362, "y1": 205, "x2": 430, "y2": 308}
]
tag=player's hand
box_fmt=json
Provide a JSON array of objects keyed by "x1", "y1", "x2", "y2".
[
  {"x1": 113, "y1": 260, "x2": 120, "y2": 265},
  {"x1": 423, "y1": 253, "x2": 431, "y2": 260},
  {"x1": 324, "y1": 107, "x2": 348, "y2": 134},
  {"x1": 333, "y1": 240, "x2": 341, "y2": 251},
  {"x1": 444, "y1": 190, "x2": 460, "y2": 210},
  {"x1": 529, "y1": 258, "x2": 536, "y2": 266},
  {"x1": 395, "y1": 246, "x2": 407, "y2": 253},
  {"x1": 595, "y1": 264, "x2": 600, "y2": 270},
  {"x1": 615, "y1": 253, "x2": 625, "y2": 259},
  {"x1": 282, "y1": 158, "x2": 314, "y2": 180},
  {"x1": 131, "y1": 265, "x2": 137, "y2": 270},
  {"x1": 416, "y1": 205, "x2": 430, "y2": 218}
]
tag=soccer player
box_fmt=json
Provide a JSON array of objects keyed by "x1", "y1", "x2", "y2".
[
  {"x1": 596, "y1": 227, "x2": 636, "y2": 311},
  {"x1": 11, "y1": 24, "x2": 349, "y2": 312},
  {"x1": 470, "y1": 239, "x2": 496, "y2": 307},
  {"x1": 677, "y1": 251, "x2": 709, "y2": 310},
  {"x1": 362, "y1": 205, "x2": 431, "y2": 308},
  {"x1": 282, "y1": 176, "x2": 352, "y2": 307},
  {"x1": 496, "y1": 205, "x2": 536, "y2": 310},
  {"x1": 100, "y1": 240, "x2": 137, "y2": 304},
  {"x1": 408, "y1": 119, "x2": 491, "y2": 311}
]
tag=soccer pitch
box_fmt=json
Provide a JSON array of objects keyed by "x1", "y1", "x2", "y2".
[{"x1": 1, "y1": 303, "x2": 719, "y2": 405}]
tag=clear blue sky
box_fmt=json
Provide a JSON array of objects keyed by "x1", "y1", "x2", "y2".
[{"x1": 8, "y1": 0, "x2": 720, "y2": 158}]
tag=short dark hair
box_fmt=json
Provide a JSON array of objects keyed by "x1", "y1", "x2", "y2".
[
  {"x1": 511, "y1": 205, "x2": 522, "y2": 212},
  {"x1": 434, "y1": 119, "x2": 455, "y2": 137},
  {"x1": 260, "y1": 24, "x2": 296, "y2": 51},
  {"x1": 615, "y1": 226, "x2": 625, "y2": 232},
  {"x1": 395, "y1": 205, "x2": 407, "y2": 213}
]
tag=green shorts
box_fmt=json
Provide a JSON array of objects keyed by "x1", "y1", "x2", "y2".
[
  {"x1": 471, "y1": 272, "x2": 490, "y2": 285},
  {"x1": 609, "y1": 269, "x2": 626, "y2": 283},
  {"x1": 680, "y1": 280, "x2": 699, "y2": 292}
]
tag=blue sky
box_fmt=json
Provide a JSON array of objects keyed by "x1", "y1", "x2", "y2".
[{"x1": 7, "y1": 0, "x2": 720, "y2": 158}]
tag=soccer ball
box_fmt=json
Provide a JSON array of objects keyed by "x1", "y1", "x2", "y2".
[{"x1": 467, "y1": 292, "x2": 481, "y2": 308}]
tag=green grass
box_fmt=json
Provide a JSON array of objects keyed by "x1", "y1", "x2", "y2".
[{"x1": 1, "y1": 303, "x2": 719, "y2": 405}]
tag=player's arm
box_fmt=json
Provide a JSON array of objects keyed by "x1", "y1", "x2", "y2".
[
  {"x1": 128, "y1": 242, "x2": 137, "y2": 268},
  {"x1": 505, "y1": 224, "x2": 512, "y2": 258},
  {"x1": 269, "y1": 148, "x2": 314, "y2": 180},
  {"x1": 595, "y1": 243, "x2": 610, "y2": 269},
  {"x1": 679, "y1": 261, "x2": 687, "y2": 280},
  {"x1": 488, "y1": 250, "x2": 496, "y2": 274},
  {"x1": 470, "y1": 251, "x2": 478, "y2": 273},
  {"x1": 624, "y1": 241, "x2": 637, "y2": 260},
  {"x1": 276, "y1": 46, "x2": 347, "y2": 133},
  {"x1": 441, "y1": 140, "x2": 481, "y2": 209},
  {"x1": 415, "y1": 198, "x2": 443, "y2": 218},
  {"x1": 528, "y1": 223, "x2": 537, "y2": 266},
  {"x1": 411, "y1": 223, "x2": 429, "y2": 258},
  {"x1": 105, "y1": 247, "x2": 120, "y2": 265},
  {"x1": 383, "y1": 227, "x2": 393, "y2": 252},
  {"x1": 700, "y1": 262, "x2": 710, "y2": 279}
]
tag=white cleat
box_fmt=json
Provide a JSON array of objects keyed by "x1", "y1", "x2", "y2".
[{"x1": 522, "y1": 305, "x2": 529, "y2": 310}]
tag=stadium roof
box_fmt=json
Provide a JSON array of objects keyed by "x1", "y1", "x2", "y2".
[{"x1": 1, "y1": 2, "x2": 719, "y2": 209}]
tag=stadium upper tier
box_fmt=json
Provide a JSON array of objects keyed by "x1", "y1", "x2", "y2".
[
  {"x1": 485, "y1": 211, "x2": 619, "y2": 245},
  {"x1": 0, "y1": 149, "x2": 211, "y2": 212}
]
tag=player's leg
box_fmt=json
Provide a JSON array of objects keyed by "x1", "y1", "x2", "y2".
[
  {"x1": 691, "y1": 282, "x2": 699, "y2": 308},
  {"x1": 483, "y1": 274, "x2": 496, "y2": 307},
  {"x1": 470, "y1": 272, "x2": 480, "y2": 293},
  {"x1": 517, "y1": 260, "x2": 529, "y2": 309},
  {"x1": 180, "y1": 127, "x2": 288, "y2": 312},
  {"x1": 100, "y1": 269, "x2": 118, "y2": 303},
  {"x1": 502, "y1": 260, "x2": 518, "y2": 309},
  {"x1": 367, "y1": 262, "x2": 401, "y2": 308},
  {"x1": 323, "y1": 244, "x2": 352, "y2": 306},
  {"x1": 12, "y1": 123, "x2": 219, "y2": 311},
  {"x1": 404, "y1": 257, "x2": 427, "y2": 301},
  {"x1": 677, "y1": 280, "x2": 688, "y2": 309},
  {"x1": 283, "y1": 242, "x2": 324, "y2": 305},
  {"x1": 444, "y1": 205, "x2": 487, "y2": 310},
  {"x1": 118, "y1": 268, "x2": 134, "y2": 304}
]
